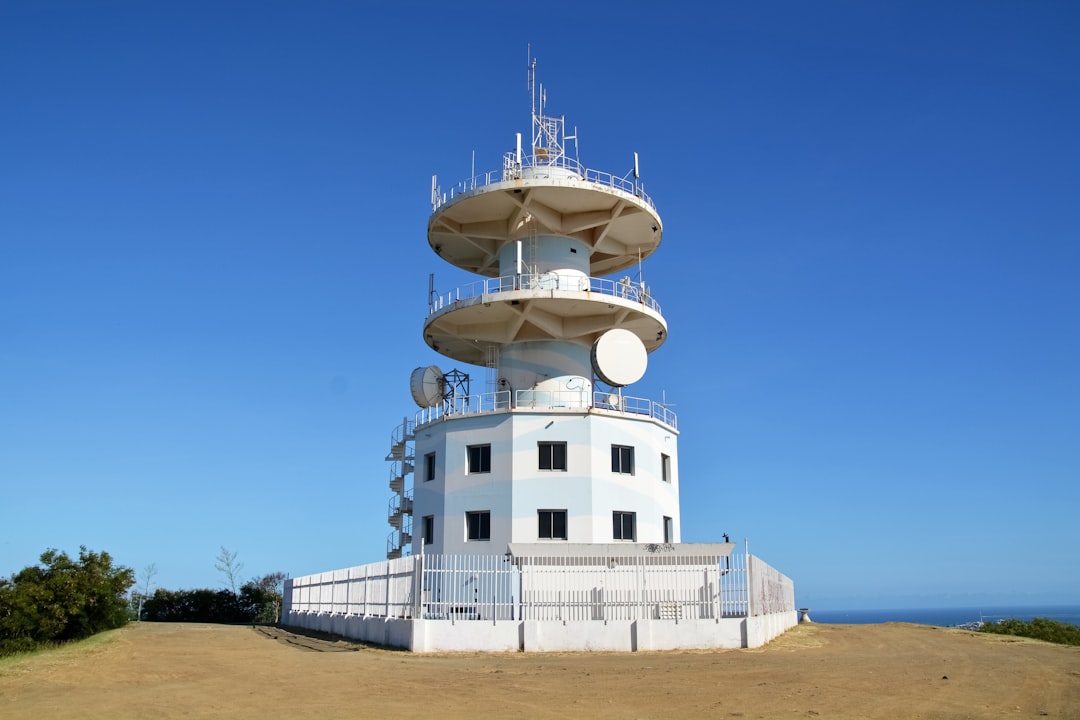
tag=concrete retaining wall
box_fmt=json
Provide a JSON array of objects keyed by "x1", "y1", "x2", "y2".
[{"x1": 283, "y1": 611, "x2": 797, "y2": 652}]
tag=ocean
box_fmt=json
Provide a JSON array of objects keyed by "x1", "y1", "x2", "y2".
[{"x1": 809, "y1": 605, "x2": 1080, "y2": 628}]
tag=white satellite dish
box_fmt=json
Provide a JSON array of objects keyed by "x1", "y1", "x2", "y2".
[
  {"x1": 409, "y1": 365, "x2": 445, "y2": 407},
  {"x1": 591, "y1": 329, "x2": 647, "y2": 387}
]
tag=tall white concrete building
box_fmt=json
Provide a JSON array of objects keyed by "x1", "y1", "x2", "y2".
[
  {"x1": 285, "y1": 59, "x2": 796, "y2": 652},
  {"x1": 387, "y1": 60, "x2": 679, "y2": 559}
]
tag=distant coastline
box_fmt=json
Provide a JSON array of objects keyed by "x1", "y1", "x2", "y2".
[{"x1": 810, "y1": 605, "x2": 1080, "y2": 628}]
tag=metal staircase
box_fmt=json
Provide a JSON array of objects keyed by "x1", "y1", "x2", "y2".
[{"x1": 384, "y1": 417, "x2": 414, "y2": 559}]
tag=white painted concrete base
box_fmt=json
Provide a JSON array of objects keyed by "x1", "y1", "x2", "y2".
[{"x1": 283, "y1": 611, "x2": 798, "y2": 652}]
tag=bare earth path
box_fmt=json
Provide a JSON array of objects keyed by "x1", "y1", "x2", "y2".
[{"x1": 1, "y1": 621, "x2": 1078, "y2": 719}]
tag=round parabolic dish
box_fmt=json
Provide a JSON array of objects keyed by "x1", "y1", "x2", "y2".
[
  {"x1": 591, "y1": 329, "x2": 647, "y2": 387},
  {"x1": 409, "y1": 365, "x2": 444, "y2": 407}
]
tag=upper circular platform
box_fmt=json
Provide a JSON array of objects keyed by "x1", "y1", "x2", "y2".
[
  {"x1": 429, "y1": 171, "x2": 663, "y2": 278},
  {"x1": 423, "y1": 284, "x2": 666, "y2": 367}
]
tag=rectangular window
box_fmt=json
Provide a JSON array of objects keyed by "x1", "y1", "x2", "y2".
[
  {"x1": 538, "y1": 509, "x2": 568, "y2": 540},
  {"x1": 661, "y1": 453, "x2": 671, "y2": 483},
  {"x1": 611, "y1": 445, "x2": 635, "y2": 474},
  {"x1": 663, "y1": 515, "x2": 674, "y2": 543},
  {"x1": 467, "y1": 444, "x2": 491, "y2": 474},
  {"x1": 466, "y1": 511, "x2": 491, "y2": 541},
  {"x1": 424, "y1": 452, "x2": 436, "y2": 482},
  {"x1": 422, "y1": 515, "x2": 434, "y2": 545},
  {"x1": 613, "y1": 511, "x2": 636, "y2": 541},
  {"x1": 538, "y1": 441, "x2": 567, "y2": 471}
]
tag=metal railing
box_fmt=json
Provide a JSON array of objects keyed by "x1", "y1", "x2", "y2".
[
  {"x1": 513, "y1": 550, "x2": 747, "y2": 622},
  {"x1": 284, "y1": 546, "x2": 795, "y2": 624},
  {"x1": 432, "y1": 152, "x2": 655, "y2": 214},
  {"x1": 410, "y1": 389, "x2": 677, "y2": 430},
  {"x1": 429, "y1": 272, "x2": 660, "y2": 316},
  {"x1": 419, "y1": 553, "x2": 519, "y2": 621}
]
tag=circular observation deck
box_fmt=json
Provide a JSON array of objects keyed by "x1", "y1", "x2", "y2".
[
  {"x1": 428, "y1": 173, "x2": 663, "y2": 278},
  {"x1": 423, "y1": 276, "x2": 667, "y2": 366}
]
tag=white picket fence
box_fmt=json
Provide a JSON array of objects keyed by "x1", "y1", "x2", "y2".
[{"x1": 284, "y1": 544, "x2": 793, "y2": 624}]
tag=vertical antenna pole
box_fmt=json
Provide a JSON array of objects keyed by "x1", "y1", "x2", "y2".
[{"x1": 528, "y1": 50, "x2": 536, "y2": 119}]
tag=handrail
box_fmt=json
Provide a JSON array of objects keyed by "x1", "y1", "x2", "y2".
[
  {"x1": 432, "y1": 151, "x2": 655, "y2": 213},
  {"x1": 411, "y1": 389, "x2": 677, "y2": 430},
  {"x1": 428, "y1": 272, "x2": 661, "y2": 315}
]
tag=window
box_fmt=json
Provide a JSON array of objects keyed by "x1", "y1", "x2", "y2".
[
  {"x1": 422, "y1": 515, "x2": 434, "y2": 545},
  {"x1": 611, "y1": 445, "x2": 635, "y2": 474},
  {"x1": 466, "y1": 511, "x2": 491, "y2": 541},
  {"x1": 424, "y1": 452, "x2": 436, "y2": 482},
  {"x1": 538, "y1": 441, "x2": 567, "y2": 471},
  {"x1": 467, "y1": 444, "x2": 491, "y2": 474},
  {"x1": 663, "y1": 516, "x2": 674, "y2": 543},
  {"x1": 538, "y1": 509, "x2": 567, "y2": 540},
  {"x1": 661, "y1": 453, "x2": 671, "y2": 483},
  {"x1": 613, "y1": 511, "x2": 636, "y2": 541}
]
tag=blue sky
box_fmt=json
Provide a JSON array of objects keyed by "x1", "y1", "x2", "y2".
[{"x1": 2, "y1": 1, "x2": 1078, "y2": 610}]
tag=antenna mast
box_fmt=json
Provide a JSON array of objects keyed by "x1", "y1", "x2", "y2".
[{"x1": 527, "y1": 50, "x2": 564, "y2": 165}]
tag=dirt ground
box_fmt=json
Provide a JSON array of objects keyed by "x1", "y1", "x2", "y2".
[{"x1": 1, "y1": 621, "x2": 1078, "y2": 719}]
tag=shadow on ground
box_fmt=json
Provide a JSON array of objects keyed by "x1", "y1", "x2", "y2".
[{"x1": 251, "y1": 625, "x2": 378, "y2": 653}]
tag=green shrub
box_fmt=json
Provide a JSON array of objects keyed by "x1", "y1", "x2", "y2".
[
  {"x1": 141, "y1": 579, "x2": 280, "y2": 624},
  {"x1": 0, "y1": 548, "x2": 134, "y2": 656},
  {"x1": 979, "y1": 617, "x2": 1080, "y2": 646}
]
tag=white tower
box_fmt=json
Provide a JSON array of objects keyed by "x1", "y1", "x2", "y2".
[{"x1": 386, "y1": 59, "x2": 678, "y2": 559}]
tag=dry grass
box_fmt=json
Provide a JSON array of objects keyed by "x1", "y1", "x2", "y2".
[{"x1": 1, "y1": 621, "x2": 1078, "y2": 719}]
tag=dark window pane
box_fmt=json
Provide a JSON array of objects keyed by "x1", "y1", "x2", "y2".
[
  {"x1": 468, "y1": 445, "x2": 491, "y2": 473},
  {"x1": 466, "y1": 511, "x2": 490, "y2": 540},
  {"x1": 553, "y1": 443, "x2": 566, "y2": 470},
  {"x1": 539, "y1": 442, "x2": 567, "y2": 471},
  {"x1": 552, "y1": 510, "x2": 566, "y2": 540},
  {"x1": 613, "y1": 511, "x2": 636, "y2": 540}
]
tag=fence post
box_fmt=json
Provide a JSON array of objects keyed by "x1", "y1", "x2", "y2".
[
  {"x1": 745, "y1": 539, "x2": 754, "y2": 617},
  {"x1": 413, "y1": 554, "x2": 423, "y2": 619},
  {"x1": 362, "y1": 564, "x2": 369, "y2": 618}
]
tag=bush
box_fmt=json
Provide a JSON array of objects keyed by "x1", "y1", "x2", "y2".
[
  {"x1": 141, "y1": 579, "x2": 280, "y2": 624},
  {"x1": 0, "y1": 547, "x2": 134, "y2": 656},
  {"x1": 979, "y1": 617, "x2": 1080, "y2": 646}
]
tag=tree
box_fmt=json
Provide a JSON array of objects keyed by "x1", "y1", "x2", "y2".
[
  {"x1": 248, "y1": 572, "x2": 288, "y2": 623},
  {"x1": 134, "y1": 563, "x2": 157, "y2": 621},
  {"x1": 0, "y1": 547, "x2": 134, "y2": 655},
  {"x1": 214, "y1": 547, "x2": 243, "y2": 594}
]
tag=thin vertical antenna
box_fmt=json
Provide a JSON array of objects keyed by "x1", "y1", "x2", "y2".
[{"x1": 528, "y1": 48, "x2": 536, "y2": 120}]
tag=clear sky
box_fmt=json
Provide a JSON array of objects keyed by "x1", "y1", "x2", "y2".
[{"x1": 2, "y1": 1, "x2": 1078, "y2": 610}]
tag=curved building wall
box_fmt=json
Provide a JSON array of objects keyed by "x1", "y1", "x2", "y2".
[{"x1": 411, "y1": 412, "x2": 680, "y2": 556}]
